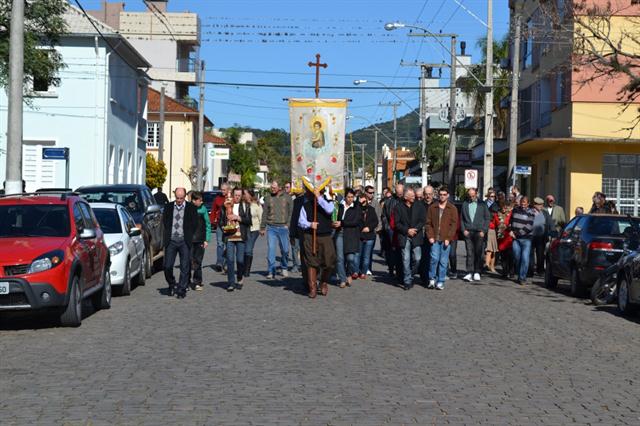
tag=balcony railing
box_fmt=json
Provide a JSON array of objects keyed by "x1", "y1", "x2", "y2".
[{"x1": 176, "y1": 58, "x2": 197, "y2": 73}]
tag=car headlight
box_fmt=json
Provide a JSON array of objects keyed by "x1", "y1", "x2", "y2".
[
  {"x1": 109, "y1": 241, "x2": 124, "y2": 256},
  {"x1": 28, "y1": 250, "x2": 64, "y2": 274}
]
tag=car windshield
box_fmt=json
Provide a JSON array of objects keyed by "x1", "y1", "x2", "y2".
[
  {"x1": 0, "y1": 205, "x2": 70, "y2": 238},
  {"x1": 78, "y1": 190, "x2": 143, "y2": 214},
  {"x1": 587, "y1": 217, "x2": 640, "y2": 236},
  {"x1": 93, "y1": 208, "x2": 122, "y2": 234}
]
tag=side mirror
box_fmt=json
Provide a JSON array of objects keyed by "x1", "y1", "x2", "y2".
[
  {"x1": 129, "y1": 227, "x2": 142, "y2": 237},
  {"x1": 145, "y1": 204, "x2": 161, "y2": 215},
  {"x1": 79, "y1": 228, "x2": 96, "y2": 239}
]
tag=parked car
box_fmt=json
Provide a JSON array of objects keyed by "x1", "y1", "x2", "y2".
[
  {"x1": 92, "y1": 203, "x2": 145, "y2": 296},
  {"x1": 0, "y1": 193, "x2": 111, "y2": 326},
  {"x1": 545, "y1": 214, "x2": 640, "y2": 297},
  {"x1": 75, "y1": 184, "x2": 163, "y2": 278},
  {"x1": 203, "y1": 190, "x2": 223, "y2": 214}
]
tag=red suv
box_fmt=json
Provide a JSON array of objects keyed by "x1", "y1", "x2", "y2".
[{"x1": 0, "y1": 193, "x2": 111, "y2": 326}]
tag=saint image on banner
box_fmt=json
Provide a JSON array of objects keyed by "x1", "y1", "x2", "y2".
[
  {"x1": 311, "y1": 120, "x2": 325, "y2": 149},
  {"x1": 289, "y1": 98, "x2": 347, "y2": 192}
]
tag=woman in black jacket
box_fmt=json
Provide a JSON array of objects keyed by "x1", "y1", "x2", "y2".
[
  {"x1": 333, "y1": 189, "x2": 364, "y2": 286},
  {"x1": 219, "y1": 187, "x2": 252, "y2": 291},
  {"x1": 357, "y1": 192, "x2": 379, "y2": 279}
]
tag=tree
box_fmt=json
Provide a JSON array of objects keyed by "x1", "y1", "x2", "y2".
[
  {"x1": 255, "y1": 129, "x2": 290, "y2": 184},
  {"x1": 459, "y1": 35, "x2": 511, "y2": 139},
  {"x1": 414, "y1": 133, "x2": 449, "y2": 173},
  {"x1": 145, "y1": 154, "x2": 167, "y2": 189},
  {"x1": 0, "y1": 0, "x2": 67, "y2": 92}
]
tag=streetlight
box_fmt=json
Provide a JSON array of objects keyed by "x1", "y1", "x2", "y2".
[
  {"x1": 352, "y1": 79, "x2": 420, "y2": 119},
  {"x1": 384, "y1": 22, "x2": 487, "y2": 88}
]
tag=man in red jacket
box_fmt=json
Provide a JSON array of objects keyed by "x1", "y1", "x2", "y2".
[{"x1": 209, "y1": 183, "x2": 230, "y2": 272}]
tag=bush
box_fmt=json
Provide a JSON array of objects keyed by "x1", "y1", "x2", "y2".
[{"x1": 145, "y1": 154, "x2": 167, "y2": 189}]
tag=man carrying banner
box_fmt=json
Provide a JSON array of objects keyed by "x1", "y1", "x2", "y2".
[{"x1": 297, "y1": 186, "x2": 336, "y2": 298}]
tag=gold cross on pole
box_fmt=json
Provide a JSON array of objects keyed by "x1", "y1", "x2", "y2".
[{"x1": 308, "y1": 53, "x2": 327, "y2": 98}]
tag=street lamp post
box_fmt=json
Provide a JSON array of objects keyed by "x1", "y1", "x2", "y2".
[{"x1": 386, "y1": 21, "x2": 491, "y2": 191}]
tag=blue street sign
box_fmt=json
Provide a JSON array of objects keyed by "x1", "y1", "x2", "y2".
[
  {"x1": 515, "y1": 165, "x2": 532, "y2": 175},
  {"x1": 42, "y1": 147, "x2": 69, "y2": 160}
]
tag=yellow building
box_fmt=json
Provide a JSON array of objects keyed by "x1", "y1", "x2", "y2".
[
  {"x1": 512, "y1": 1, "x2": 640, "y2": 215},
  {"x1": 146, "y1": 88, "x2": 213, "y2": 194}
]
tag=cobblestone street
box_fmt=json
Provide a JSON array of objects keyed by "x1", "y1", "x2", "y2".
[{"x1": 2, "y1": 239, "x2": 640, "y2": 425}]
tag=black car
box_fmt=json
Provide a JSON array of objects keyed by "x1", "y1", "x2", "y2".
[
  {"x1": 545, "y1": 214, "x2": 640, "y2": 297},
  {"x1": 75, "y1": 184, "x2": 163, "y2": 278}
]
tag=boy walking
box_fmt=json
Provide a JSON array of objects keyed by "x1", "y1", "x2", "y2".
[{"x1": 190, "y1": 192, "x2": 211, "y2": 291}]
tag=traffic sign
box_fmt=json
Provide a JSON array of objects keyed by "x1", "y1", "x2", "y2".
[
  {"x1": 42, "y1": 147, "x2": 69, "y2": 160},
  {"x1": 515, "y1": 165, "x2": 532, "y2": 175},
  {"x1": 464, "y1": 169, "x2": 478, "y2": 189}
]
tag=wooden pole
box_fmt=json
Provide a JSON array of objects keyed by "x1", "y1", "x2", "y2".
[{"x1": 313, "y1": 196, "x2": 318, "y2": 255}]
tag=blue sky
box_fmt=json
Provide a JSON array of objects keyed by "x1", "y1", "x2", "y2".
[{"x1": 82, "y1": 0, "x2": 510, "y2": 131}]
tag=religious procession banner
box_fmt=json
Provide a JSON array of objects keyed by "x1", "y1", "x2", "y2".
[{"x1": 289, "y1": 98, "x2": 347, "y2": 193}]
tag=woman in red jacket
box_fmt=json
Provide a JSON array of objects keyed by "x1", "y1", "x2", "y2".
[{"x1": 492, "y1": 199, "x2": 514, "y2": 278}]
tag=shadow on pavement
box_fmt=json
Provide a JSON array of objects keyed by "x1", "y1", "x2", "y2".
[
  {"x1": 593, "y1": 305, "x2": 640, "y2": 324},
  {"x1": 0, "y1": 299, "x2": 99, "y2": 330}
]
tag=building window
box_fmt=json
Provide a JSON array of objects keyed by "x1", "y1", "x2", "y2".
[
  {"x1": 602, "y1": 154, "x2": 640, "y2": 215},
  {"x1": 557, "y1": 157, "x2": 566, "y2": 209},
  {"x1": 127, "y1": 153, "x2": 133, "y2": 183},
  {"x1": 522, "y1": 18, "x2": 533, "y2": 70},
  {"x1": 539, "y1": 77, "x2": 552, "y2": 127},
  {"x1": 118, "y1": 149, "x2": 124, "y2": 184},
  {"x1": 147, "y1": 122, "x2": 160, "y2": 149},
  {"x1": 108, "y1": 145, "x2": 115, "y2": 184}
]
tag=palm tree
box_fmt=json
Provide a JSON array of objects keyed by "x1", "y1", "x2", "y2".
[{"x1": 459, "y1": 35, "x2": 511, "y2": 139}]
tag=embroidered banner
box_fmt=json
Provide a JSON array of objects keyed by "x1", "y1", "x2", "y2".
[{"x1": 289, "y1": 98, "x2": 347, "y2": 192}]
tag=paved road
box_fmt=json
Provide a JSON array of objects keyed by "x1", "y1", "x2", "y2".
[{"x1": 2, "y1": 238, "x2": 640, "y2": 425}]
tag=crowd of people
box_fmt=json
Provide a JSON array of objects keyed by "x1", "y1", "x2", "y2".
[{"x1": 158, "y1": 180, "x2": 621, "y2": 299}]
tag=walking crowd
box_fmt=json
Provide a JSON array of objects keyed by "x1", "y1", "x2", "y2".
[{"x1": 158, "y1": 179, "x2": 620, "y2": 299}]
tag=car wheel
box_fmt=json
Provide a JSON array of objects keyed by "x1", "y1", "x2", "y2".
[
  {"x1": 544, "y1": 257, "x2": 558, "y2": 289},
  {"x1": 570, "y1": 268, "x2": 586, "y2": 298},
  {"x1": 144, "y1": 245, "x2": 154, "y2": 279},
  {"x1": 60, "y1": 275, "x2": 82, "y2": 327},
  {"x1": 134, "y1": 251, "x2": 147, "y2": 286},
  {"x1": 617, "y1": 278, "x2": 639, "y2": 316},
  {"x1": 115, "y1": 262, "x2": 131, "y2": 297},
  {"x1": 591, "y1": 277, "x2": 616, "y2": 306},
  {"x1": 93, "y1": 268, "x2": 112, "y2": 310}
]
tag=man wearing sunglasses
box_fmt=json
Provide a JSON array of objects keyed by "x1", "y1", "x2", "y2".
[
  {"x1": 364, "y1": 185, "x2": 381, "y2": 275},
  {"x1": 545, "y1": 195, "x2": 566, "y2": 236}
]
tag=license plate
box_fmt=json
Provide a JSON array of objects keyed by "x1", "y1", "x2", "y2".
[{"x1": 0, "y1": 282, "x2": 9, "y2": 295}]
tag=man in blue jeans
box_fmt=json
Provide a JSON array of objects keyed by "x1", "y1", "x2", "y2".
[
  {"x1": 426, "y1": 186, "x2": 458, "y2": 290},
  {"x1": 260, "y1": 181, "x2": 293, "y2": 279},
  {"x1": 510, "y1": 196, "x2": 535, "y2": 285},
  {"x1": 209, "y1": 183, "x2": 229, "y2": 272}
]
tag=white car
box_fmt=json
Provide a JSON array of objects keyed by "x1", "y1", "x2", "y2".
[{"x1": 91, "y1": 203, "x2": 145, "y2": 296}]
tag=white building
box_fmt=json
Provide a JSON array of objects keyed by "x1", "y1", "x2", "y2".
[
  {"x1": 88, "y1": 0, "x2": 200, "y2": 101},
  {"x1": 0, "y1": 5, "x2": 150, "y2": 192}
]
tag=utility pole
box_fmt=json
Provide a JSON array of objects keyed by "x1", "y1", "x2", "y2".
[
  {"x1": 483, "y1": 0, "x2": 494, "y2": 195},
  {"x1": 353, "y1": 143, "x2": 366, "y2": 186},
  {"x1": 158, "y1": 86, "x2": 165, "y2": 162},
  {"x1": 420, "y1": 66, "x2": 428, "y2": 186},
  {"x1": 379, "y1": 102, "x2": 400, "y2": 186},
  {"x1": 5, "y1": 0, "x2": 25, "y2": 195},
  {"x1": 363, "y1": 128, "x2": 380, "y2": 193},
  {"x1": 195, "y1": 60, "x2": 205, "y2": 191},
  {"x1": 447, "y1": 35, "x2": 458, "y2": 191},
  {"x1": 508, "y1": 8, "x2": 522, "y2": 192}
]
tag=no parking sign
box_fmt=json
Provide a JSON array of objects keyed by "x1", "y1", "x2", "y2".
[{"x1": 464, "y1": 169, "x2": 478, "y2": 189}]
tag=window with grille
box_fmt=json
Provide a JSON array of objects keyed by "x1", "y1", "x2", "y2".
[
  {"x1": 602, "y1": 154, "x2": 640, "y2": 216},
  {"x1": 147, "y1": 122, "x2": 160, "y2": 148}
]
